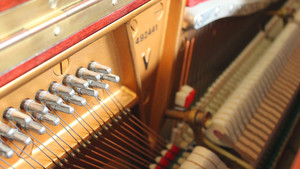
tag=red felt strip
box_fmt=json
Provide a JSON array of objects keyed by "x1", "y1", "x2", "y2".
[{"x1": 0, "y1": 0, "x2": 29, "y2": 12}]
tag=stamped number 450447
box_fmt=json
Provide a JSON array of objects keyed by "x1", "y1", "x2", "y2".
[{"x1": 135, "y1": 24, "x2": 158, "y2": 44}]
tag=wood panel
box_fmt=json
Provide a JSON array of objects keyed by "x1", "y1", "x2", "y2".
[{"x1": 149, "y1": 0, "x2": 186, "y2": 132}]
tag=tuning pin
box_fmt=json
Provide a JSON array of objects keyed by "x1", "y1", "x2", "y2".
[
  {"x1": 76, "y1": 67, "x2": 102, "y2": 81},
  {"x1": 0, "y1": 143, "x2": 14, "y2": 159},
  {"x1": 88, "y1": 80, "x2": 109, "y2": 89},
  {"x1": 102, "y1": 74, "x2": 120, "y2": 83},
  {"x1": 21, "y1": 99, "x2": 49, "y2": 115},
  {"x1": 26, "y1": 121, "x2": 46, "y2": 135},
  {"x1": 35, "y1": 90, "x2": 63, "y2": 105},
  {"x1": 62, "y1": 95, "x2": 87, "y2": 106},
  {"x1": 74, "y1": 87, "x2": 98, "y2": 97},
  {"x1": 21, "y1": 99, "x2": 60, "y2": 126},
  {"x1": 33, "y1": 112, "x2": 60, "y2": 126},
  {"x1": 3, "y1": 108, "x2": 33, "y2": 127},
  {"x1": 49, "y1": 82, "x2": 75, "y2": 97},
  {"x1": 49, "y1": 103, "x2": 74, "y2": 114},
  {"x1": 0, "y1": 122, "x2": 32, "y2": 145},
  {"x1": 88, "y1": 61, "x2": 111, "y2": 74},
  {"x1": 3, "y1": 108, "x2": 46, "y2": 135},
  {"x1": 63, "y1": 75, "x2": 89, "y2": 89}
]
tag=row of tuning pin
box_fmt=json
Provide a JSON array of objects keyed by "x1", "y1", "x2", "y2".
[{"x1": 0, "y1": 61, "x2": 120, "y2": 164}]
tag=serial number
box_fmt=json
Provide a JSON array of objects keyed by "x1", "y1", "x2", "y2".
[{"x1": 135, "y1": 24, "x2": 158, "y2": 44}]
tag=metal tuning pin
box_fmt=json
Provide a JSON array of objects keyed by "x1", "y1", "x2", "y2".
[
  {"x1": 76, "y1": 67, "x2": 102, "y2": 81},
  {"x1": 88, "y1": 61, "x2": 111, "y2": 74},
  {"x1": 35, "y1": 90, "x2": 63, "y2": 105},
  {"x1": 74, "y1": 87, "x2": 98, "y2": 97},
  {"x1": 88, "y1": 80, "x2": 109, "y2": 89},
  {"x1": 0, "y1": 122, "x2": 32, "y2": 145},
  {"x1": 49, "y1": 82, "x2": 75, "y2": 97},
  {"x1": 34, "y1": 112, "x2": 60, "y2": 126},
  {"x1": 26, "y1": 122, "x2": 46, "y2": 135},
  {"x1": 3, "y1": 108, "x2": 33, "y2": 128},
  {"x1": 63, "y1": 95, "x2": 87, "y2": 107},
  {"x1": 49, "y1": 103, "x2": 74, "y2": 114},
  {"x1": 21, "y1": 98, "x2": 49, "y2": 115},
  {"x1": 63, "y1": 75, "x2": 89, "y2": 89},
  {"x1": 49, "y1": 83, "x2": 87, "y2": 106},
  {"x1": 21, "y1": 99, "x2": 60, "y2": 126},
  {"x1": 0, "y1": 143, "x2": 14, "y2": 159},
  {"x1": 102, "y1": 74, "x2": 120, "y2": 83},
  {"x1": 3, "y1": 108, "x2": 46, "y2": 135}
]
